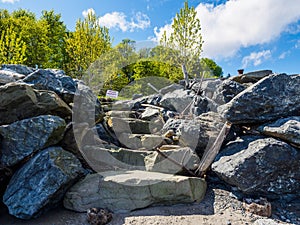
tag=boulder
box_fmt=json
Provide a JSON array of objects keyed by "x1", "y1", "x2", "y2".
[
  {"x1": 117, "y1": 133, "x2": 164, "y2": 150},
  {"x1": 0, "y1": 82, "x2": 72, "y2": 125},
  {"x1": 191, "y1": 95, "x2": 218, "y2": 115},
  {"x1": 219, "y1": 74, "x2": 300, "y2": 124},
  {"x1": 0, "y1": 165, "x2": 12, "y2": 197},
  {"x1": 0, "y1": 69, "x2": 25, "y2": 84},
  {"x1": 192, "y1": 79, "x2": 222, "y2": 99},
  {"x1": 159, "y1": 89, "x2": 194, "y2": 113},
  {"x1": 232, "y1": 70, "x2": 273, "y2": 84},
  {"x1": 106, "y1": 110, "x2": 137, "y2": 118},
  {"x1": 1, "y1": 64, "x2": 34, "y2": 76},
  {"x1": 72, "y1": 81, "x2": 104, "y2": 125},
  {"x1": 144, "y1": 147, "x2": 200, "y2": 175},
  {"x1": 141, "y1": 107, "x2": 160, "y2": 120},
  {"x1": 162, "y1": 112, "x2": 225, "y2": 156},
  {"x1": 0, "y1": 115, "x2": 66, "y2": 167},
  {"x1": 64, "y1": 170, "x2": 206, "y2": 213},
  {"x1": 22, "y1": 69, "x2": 77, "y2": 104},
  {"x1": 79, "y1": 145, "x2": 149, "y2": 172},
  {"x1": 3, "y1": 146, "x2": 85, "y2": 219},
  {"x1": 159, "y1": 83, "x2": 183, "y2": 95},
  {"x1": 212, "y1": 136, "x2": 300, "y2": 198},
  {"x1": 212, "y1": 79, "x2": 246, "y2": 105},
  {"x1": 258, "y1": 116, "x2": 300, "y2": 146},
  {"x1": 108, "y1": 117, "x2": 163, "y2": 135}
]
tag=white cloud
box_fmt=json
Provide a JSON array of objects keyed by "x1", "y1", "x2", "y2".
[
  {"x1": 82, "y1": 8, "x2": 96, "y2": 18},
  {"x1": 279, "y1": 51, "x2": 290, "y2": 59},
  {"x1": 242, "y1": 50, "x2": 272, "y2": 68},
  {"x1": 154, "y1": 0, "x2": 300, "y2": 59},
  {"x1": 295, "y1": 40, "x2": 300, "y2": 49},
  {"x1": 1, "y1": 0, "x2": 19, "y2": 3},
  {"x1": 98, "y1": 11, "x2": 150, "y2": 32}
]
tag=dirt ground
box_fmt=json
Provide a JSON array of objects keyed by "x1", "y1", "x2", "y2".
[{"x1": 1, "y1": 181, "x2": 299, "y2": 225}]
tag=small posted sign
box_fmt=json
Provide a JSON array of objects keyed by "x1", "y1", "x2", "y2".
[{"x1": 106, "y1": 89, "x2": 119, "y2": 98}]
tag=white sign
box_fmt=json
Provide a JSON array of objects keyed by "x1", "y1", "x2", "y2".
[{"x1": 106, "y1": 89, "x2": 119, "y2": 98}]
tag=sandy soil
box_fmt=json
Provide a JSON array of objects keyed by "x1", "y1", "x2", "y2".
[{"x1": 1, "y1": 182, "x2": 299, "y2": 225}]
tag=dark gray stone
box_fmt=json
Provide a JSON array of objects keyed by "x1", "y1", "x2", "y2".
[
  {"x1": 159, "y1": 89, "x2": 193, "y2": 113},
  {"x1": 258, "y1": 116, "x2": 300, "y2": 146},
  {"x1": 141, "y1": 107, "x2": 160, "y2": 120},
  {"x1": 162, "y1": 112, "x2": 225, "y2": 156},
  {"x1": 22, "y1": 69, "x2": 77, "y2": 104},
  {"x1": 3, "y1": 146, "x2": 85, "y2": 219},
  {"x1": 1, "y1": 64, "x2": 34, "y2": 76},
  {"x1": 219, "y1": 74, "x2": 300, "y2": 124},
  {"x1": 72, "y1": 81, "x2": 104, "y2": 125},
  {"x1": 144, "y1": 147, "x2": 200, "y2": 175},
  {"x1": 108, "y1": 117, "x2": 163, "y2": 135},
  {"x1": 191, "y1": 95, "x2": 218, "y2": 116},
  {"x1": 212, "y1": 136, "x2": 300, "y2": 198},
  {"x1": 159, "y1": 84, "x2": 183, "y2": 95},
  {"x1": 0, "y1": 70, "x2": 25, "y2": 84},
  {"x1": 192, "y1": 79, "x2": 222, "y2": 99},
  {"x1": 0, "y1": 115, "x2": 66, "y2": 166},
  {"x1": 212, "y1": 79, "x2": 246, "y2": 105},
  {"x1": 232, "y1": 70, "x2": 273, "y2": 84},
  {"x1": 0, "y1": 83, "x2": 72, "y2": 125}
]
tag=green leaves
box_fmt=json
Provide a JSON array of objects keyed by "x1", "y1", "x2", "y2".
[
  {"x1": 64, "y1": 12, "x2": 111, "y2": 78},
  {"x1": 160, "y1": 1, "x2": 204, "y2": 78},
  {"x1": 0, "y1": 25, "x2": 27, "y2": 64}
]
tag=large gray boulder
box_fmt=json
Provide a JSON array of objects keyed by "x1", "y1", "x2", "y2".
[
  {"x1": 64, "y1": 170, "x2": 206, "y2": 213},
  {"x1": 258, "y1": 116, "x2": 300, "y2": 146},
  {"x1": 212, "y1": 79, "x2": 246, "y2": 105},
  {"x1": 219, "y1": 74, "x2": 300, "y2": 124},
  {"x1": 3, "y1": 146, "x2": 85, "y2": 219},
  {"x1": 0, "y1": 115, "x2": 66, "y2": 167},
  {"x1": 72, "y1": 81, "x2": 104, "y2": 125},
  {"x1": 144, "y1": 147, "x2": 200, "y2": 175},
  {"x1": 191, "y1": 79, "x2": 222, "y2": 99},
  {"x1": 159, "y1": 89, "x2": 194, "y2": 113},
  {"x1": 0, "y1": 82, "x2": 72, "y2": 125},
  {"x1": 232, "y1": 70, "x2": 273, "y2": 84},
  {"x1": 22, "y1": 69, "x2": 77, "y2": 104},
  {"x1": 212, "y1": 136, "x2": 300, "y2": 198},
  {"x1": 162, "y1": 112, "x2": 225, "y2": 156},
  {"x1": 0, "y1": 69, "x2": 25, "y2": 84},
  {"x1": 1, "y1": 64, "x2": 34, "y2": 75},
  {"x1": 79, "y1": 145, "x2": 149, "y2": 172}
]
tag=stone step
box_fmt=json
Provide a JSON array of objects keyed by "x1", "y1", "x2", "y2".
[{"x1": 64, "y1": 170, "x2": 207, "y2": 213}]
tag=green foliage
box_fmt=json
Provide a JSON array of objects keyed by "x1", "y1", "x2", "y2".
[
  {"x1": 120, "y1": 76, "x2": 173, "y2": 99},
  {"x1": 0, "y1": 25, "x2": 27, "y2": 64},
  {"x1": 160, "y1": 1, "x2": 204, "y2": 77},
  {"x1": 41, "y1": 10, "x2": 67, "y2": 69},
  {"x1": 10, "y1": 9, "x2": 50, "y2": 67},
  {"x1": 201, "y1": 58, "x2": 223, "y2": 77},
  {"x1": 64, "y1": 12, "x2": 111, "y2": 78}
]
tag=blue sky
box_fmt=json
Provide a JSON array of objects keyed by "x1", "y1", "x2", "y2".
[{"x1": 1, "y1": 0, "x2": 300, "y2": 76}]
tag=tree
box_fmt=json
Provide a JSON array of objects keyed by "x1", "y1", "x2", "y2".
[
  {"x1": 11, "y1": 9, "x2": 50, "y2": 68},
  {"x1": 65, "y1": 12, "x2": 111, "y2": 78},
  {"x1": 201, "y1": 58, "x2": 223, "y2": 77},
  {"x1": 161, "y1": 1, "x2": 204, "y2": 77},
  {"x1": 41, "y1": 10, "x2": 67, "y2": 69},
  {"x1": 0, "y1": 25, "x2": 27, "y2": 64}
]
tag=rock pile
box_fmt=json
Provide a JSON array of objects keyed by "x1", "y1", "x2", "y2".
[{"x1": 0, "y1": 64, "x2": 299, "y2": 223}]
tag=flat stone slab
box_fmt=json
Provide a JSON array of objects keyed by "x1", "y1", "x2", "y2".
[{"x1": 64, "y1": 170, "x2": 206, "y2": 213}]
